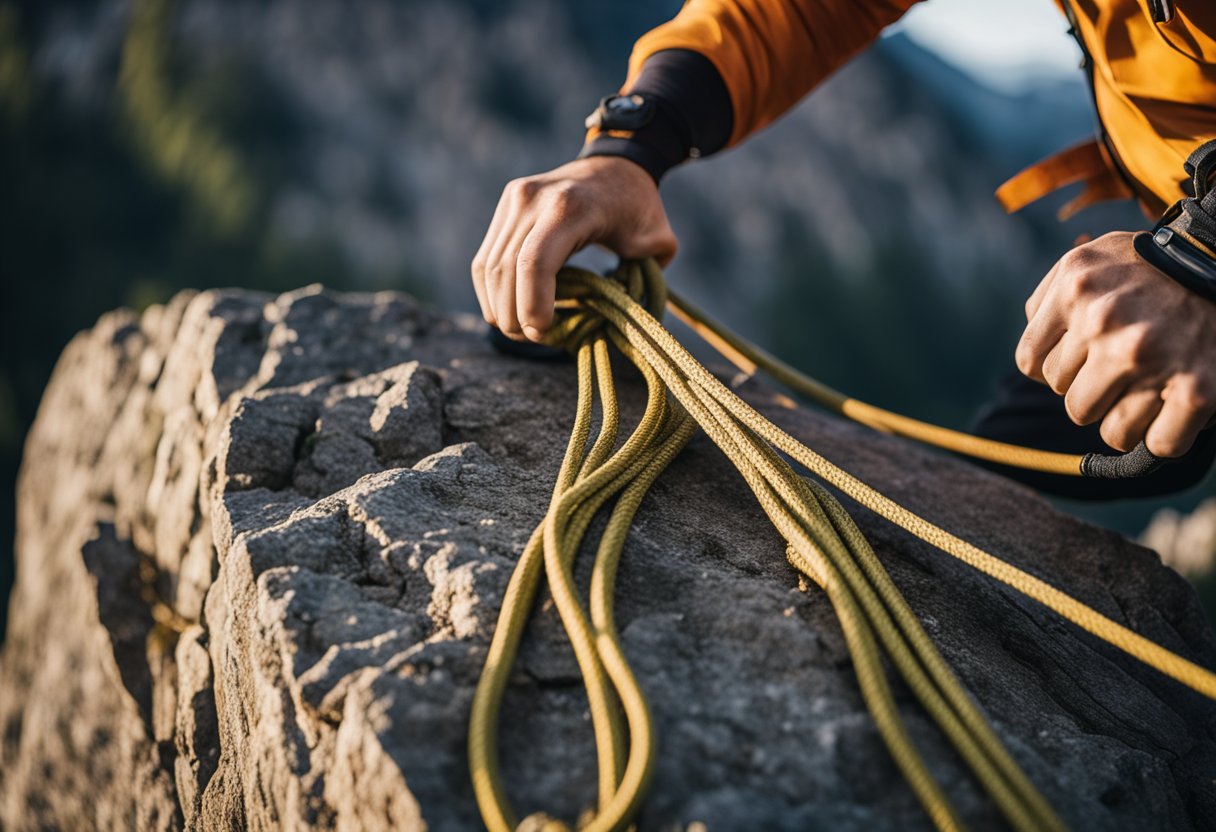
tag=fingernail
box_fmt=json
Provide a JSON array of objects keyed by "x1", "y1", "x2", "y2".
[{"x1": 523, "y1": 325, "x2": 543, "y2": 342}]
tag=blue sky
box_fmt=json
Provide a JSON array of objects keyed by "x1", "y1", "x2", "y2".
[{"x1": 888, "y1": 0, "x2": 1083, "y2": 91}]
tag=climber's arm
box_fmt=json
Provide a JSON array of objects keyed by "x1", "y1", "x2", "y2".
[
  {"x1": 581, "y1": 0, "x2": 922, "y2": 181},
  {"x1": 472, "y1": 0, "x2": 922, "y2": 342}
]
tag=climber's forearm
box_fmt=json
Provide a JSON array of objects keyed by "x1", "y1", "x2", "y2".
[{"x1": 581, "y1": 0, "x2": 922, "y2": 181}]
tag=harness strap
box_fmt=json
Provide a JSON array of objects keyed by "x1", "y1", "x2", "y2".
[{"x1": 995, "y1": 139, "x2": 1133, "y2": 220}]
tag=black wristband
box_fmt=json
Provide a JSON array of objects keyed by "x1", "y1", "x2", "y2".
[
  {"x1": 1133, "y1": 228, "x2": 1216, "y2": 305},
  {"x1": 579, "y1": 49, "x2": 733, "y2": 183},
  {"x1": 578, "y1": 97, "x2": 690, "y2": 183}
]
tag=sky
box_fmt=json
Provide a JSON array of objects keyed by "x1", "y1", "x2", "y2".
[{"x1": 888, "y1": 0, "x2": 1084, "y2": 92}]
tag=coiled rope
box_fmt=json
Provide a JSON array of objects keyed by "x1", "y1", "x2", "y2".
[{"x1": 468, "y1": 260, "x2": 1216, "y2": 832}]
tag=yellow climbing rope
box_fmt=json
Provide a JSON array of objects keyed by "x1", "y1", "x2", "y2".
[
  {"x1": 665, "y1": 293, "x2": 1083, "y2": 476},
  {"x1": 468, "y1": 260, "x2": 1216, "y2": 832}
]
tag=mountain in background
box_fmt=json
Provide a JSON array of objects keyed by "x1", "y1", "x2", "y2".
[{"x1": 0, "y1": 0, "x2": 1174, "y2": 638}]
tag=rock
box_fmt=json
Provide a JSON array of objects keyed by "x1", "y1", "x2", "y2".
[
  {"x1": 2, "y1": 285, "x2": 1215, "y2": 831},
  {"x1": 1141, "y1": 498, "x2": 1216, "y2": 580}
]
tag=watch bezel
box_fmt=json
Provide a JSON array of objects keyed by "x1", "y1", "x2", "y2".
[{"x1": 585, "y1": 94, "x2": 656, "y2": 132}]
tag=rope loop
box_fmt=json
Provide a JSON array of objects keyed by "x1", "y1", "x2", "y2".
[
  {"x1": 469, "y1": 260, "x2": 1215, "y2": 832},
  {"x1": 543, "y1": 260, "x2": 668, "y2": 357}
]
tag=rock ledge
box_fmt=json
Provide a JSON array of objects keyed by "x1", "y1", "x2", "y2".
[{"x1": 2, "y1": 286, "x2": 1214, "y2": 831}]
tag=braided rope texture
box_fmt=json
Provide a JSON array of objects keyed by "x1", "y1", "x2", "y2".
[{"x1": 467, "y1": 260, "x2": 1216, "y2": 832}]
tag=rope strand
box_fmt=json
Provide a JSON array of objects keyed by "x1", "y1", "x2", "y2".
[{"x1": 468, "y1": 261, "x2": 1215, "y2": 832}]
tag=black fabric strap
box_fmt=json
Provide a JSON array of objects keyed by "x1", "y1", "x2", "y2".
[
  {"x1": 1172, "y1": 191, "x2": 1216, "y2": 250},
  {"x1": 1162, "y1": 138, "x2": 1216, "y2": 253},
  {"x1": 1185, "y1": 138, "x2": 1216, "y2": 200},
  {"x1": 1133, "y1": 230, "x2": 1216, "y2": 305},
  {"x1": 579, "y1": 49, "x2": 733, "y2": 183}
]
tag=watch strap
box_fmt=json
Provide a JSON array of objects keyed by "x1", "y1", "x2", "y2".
[
  {"x1": 1133, "y1": 228, "x2": 1216, "y2": 305},
  {"x1": 579, "y1": 49, "x2": 733, "y2": 183}
]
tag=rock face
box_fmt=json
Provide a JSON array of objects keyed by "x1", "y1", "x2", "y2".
[
  {"x1": 1142, "y1": 498, "x2": 1216, "y2": 580},
  {"x1": 2, "y1": 286, "x2": 1215, "y2": 831}
]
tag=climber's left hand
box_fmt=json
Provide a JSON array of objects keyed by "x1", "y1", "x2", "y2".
[{"x1": 1016, "y1": 230, "x2": 1216, "y2": 458}]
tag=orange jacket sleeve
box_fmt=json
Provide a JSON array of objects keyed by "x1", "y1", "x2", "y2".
[{"x1": 626, "y1": 0, "x2": 922, "y2": 147}]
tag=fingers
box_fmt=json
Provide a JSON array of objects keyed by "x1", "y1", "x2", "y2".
[
  {"x1": 1145, "y1": 376, "x2": 1216, "y2": 457},
  {"x1": 1017, "y1": 262, "x2": 1075, "y2": 383},
  {"x1": 1099, "y1": 386, "x2": 1163, "y2": 452},
  {"x1": 516, "y1": 219, "x2": 586, "y2": 341},
  {"x1": 486, "y1": 220, "x2": 535, "y2": 339},
  {"x1": 471, "y1": 188, "x2": 519, "y2": 328},
  {"x1": 1016, "y1": 304, "x2": 1067, "y2": 384},
  {"x1": 1063, "y1": 358, "x2": 1132, "y2": 426},
  {"x1": 472, "y1": 176, "x2": 602, "y2": 342},
  {"x1": 1013, "y1": 231, "x2": 1216, "y2": 459},
  {"x1": 472, "y1": 157, "x2": 680, "y2": 343},
  {"x1": 1018, "y1": 243, "x2": 1108, "y2": 383},
  {"x1": 1023, "y1": 258, "x2": 1061, "y2": 323},
  {"x1": 1040, "y1": 333, "x2": 1087, "y2": 395},
  {"x1": 471, "y1": 243, "x2": 493, "y2": 326}
]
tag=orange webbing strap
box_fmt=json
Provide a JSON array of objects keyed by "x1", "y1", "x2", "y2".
[{"x1": 996, "y1": 139, "x2": 1133, "y2": 221}]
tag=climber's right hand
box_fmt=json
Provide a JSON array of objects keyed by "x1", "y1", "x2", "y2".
[{"x1": 471, "y1": 155, "x2": 679, "y2": 343}]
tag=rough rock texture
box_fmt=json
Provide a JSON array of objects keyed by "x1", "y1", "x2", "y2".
[{"x1": 2, "y1": 286, "x2": 1215, "y2": 831}]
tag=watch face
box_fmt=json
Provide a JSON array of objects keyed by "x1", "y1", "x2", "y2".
[
  {"x1": 589, "y1": 94, "x2": 654, "y2": 132},
  {"x1": 606, "y1": 94, "x2": 645, "y2": 116}
]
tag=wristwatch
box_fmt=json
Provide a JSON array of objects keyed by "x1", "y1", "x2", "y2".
[{"x1": 585, "y1": 94, "x2": 656, "y2": 133}]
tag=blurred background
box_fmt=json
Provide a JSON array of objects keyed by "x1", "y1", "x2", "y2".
[{"x1": 2, "y1": 0, "x2": 1213, "y2": 640}]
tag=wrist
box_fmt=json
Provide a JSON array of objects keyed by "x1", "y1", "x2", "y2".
[
  {"x1": 570, "y1": 153, "x2": 657, "y2": 188},
  {"x1": 579, "y1": 116, "x2": 682, "y2": 185},
  {"x1": 578, "y1": 49, "x2": 733, "y2": 184},
  {"x1": 1133, "y1": 229, "x2": 1216, "y2": 305},
  {"x1": 1136, "y1": 138, "x2": 1216, "y2": 305}
]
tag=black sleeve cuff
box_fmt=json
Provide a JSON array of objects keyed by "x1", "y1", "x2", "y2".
[{"x1": 579, "y1": 49, "x2": 733, "y2": 183}]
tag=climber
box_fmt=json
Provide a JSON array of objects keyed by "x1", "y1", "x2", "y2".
[{"x1": 470, "y1": 0, "x2": 1216, "y2": 500}]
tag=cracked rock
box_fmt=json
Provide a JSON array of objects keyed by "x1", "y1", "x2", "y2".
[{"x1": 2, "y1": 286, "x2": 1215, "y2": 831}]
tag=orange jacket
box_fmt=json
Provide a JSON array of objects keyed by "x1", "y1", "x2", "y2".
[{"x1": 588, "y1": 0, "x2": 1216, "y2": 220}]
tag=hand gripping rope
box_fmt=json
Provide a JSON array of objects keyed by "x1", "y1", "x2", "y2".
[{"x1": 468, "y1": 260, "x2": 1215, "y2": 832}]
